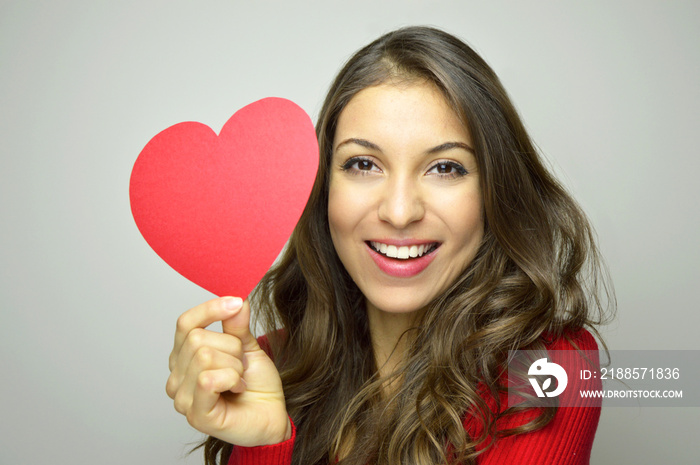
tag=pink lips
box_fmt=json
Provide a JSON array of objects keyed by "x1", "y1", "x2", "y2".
[{"x1": 366, "y1": 241, "x2": 439, "y2": 278}]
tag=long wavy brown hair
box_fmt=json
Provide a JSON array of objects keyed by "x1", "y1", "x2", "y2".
[{"x1": 198, "y1": 26, "x2": 613, "y2": 465}]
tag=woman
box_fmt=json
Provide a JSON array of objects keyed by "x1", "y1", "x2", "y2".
[{"x1": 166, "y1": 26, "x2": 612, "y2": 465}]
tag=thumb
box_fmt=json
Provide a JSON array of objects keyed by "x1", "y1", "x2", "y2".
[{"x1": 221, "y1": 298, "x2": 260, "y2": 352}]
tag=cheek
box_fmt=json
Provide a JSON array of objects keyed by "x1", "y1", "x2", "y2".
[
  {"x1": 439, "y1": 189, "x2": 484, "y2": 245},
  {"x1": 328, "y1": 179, "x2": 375, "y2": 253},
  {"x1": 327, "y1": 180, "x2": 355, "y2": 248},
  {"x1": 327, "y1": 185, "x2": 343, "y2": 245}
]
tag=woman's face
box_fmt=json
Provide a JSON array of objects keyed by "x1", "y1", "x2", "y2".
[{"x1": 328, "y1": 81, "x2": 484, "y2": 316}]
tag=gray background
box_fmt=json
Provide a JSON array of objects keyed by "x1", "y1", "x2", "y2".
[{"x1": 2, "y1": 0, "x2": 698, "y2": 463}]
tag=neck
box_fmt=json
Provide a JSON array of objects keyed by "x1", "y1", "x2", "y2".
[{"x1": 365, "y1": 300, "x2": 422, "y2": 378}]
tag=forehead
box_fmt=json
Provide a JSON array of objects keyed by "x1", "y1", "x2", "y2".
[{"x1": 333, "y1": 82, "x2": 471, "y2": 151}]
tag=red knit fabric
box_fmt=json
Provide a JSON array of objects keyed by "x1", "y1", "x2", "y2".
[
  {"x1": 465, "y1": 330, "x2": 602, "y2": 464},
  {"x1": 228, "y1": 330, "x2": 601, "y2": 465},
  {"x1": 227, "y1": 418, "x2": 296, "y2": 465}
]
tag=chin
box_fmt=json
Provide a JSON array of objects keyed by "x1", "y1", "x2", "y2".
[{"x1": 365, "y1": 293, "x2": 431, "y2": 316}]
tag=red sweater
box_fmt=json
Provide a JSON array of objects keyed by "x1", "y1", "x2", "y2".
[{"x1": 229, "y1": 330, "x2": 601, "y2": 465}]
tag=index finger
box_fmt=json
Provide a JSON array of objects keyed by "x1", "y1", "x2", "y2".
[{"x1": 172, "y1": 297, "x2": 243, "y2": 356}]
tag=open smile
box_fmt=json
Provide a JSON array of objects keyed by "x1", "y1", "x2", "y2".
[
  {"x1": 365, "y1": 240, "x2": 441, "y2": 278},
  {"x1": 367, "y1": 241, "x2": 440, "y2": 260}
]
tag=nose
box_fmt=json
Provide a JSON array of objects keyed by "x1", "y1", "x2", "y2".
[{"x1": 377, "y1": 176, "x2": 425, "y2": 229}]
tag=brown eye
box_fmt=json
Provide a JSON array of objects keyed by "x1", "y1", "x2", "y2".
[
  {"x1": 436, "y1": 163, "x2": 453, "y2": 174},
  {"x1": 341, "y1": 157, "x2": 381, "y2": 175},
  {"x1": 426, "y1": 161, "x2": 468, "y2": 178}
]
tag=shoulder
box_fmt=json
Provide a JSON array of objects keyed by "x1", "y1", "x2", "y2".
[
  {"x1": 542, "y1": 328, "x2": 602, "y2": 402},
  {"x1": 528, "y1": 327, "x2": 603, "y2": 403},
  {"x1": 465, "y1": 328, "x2": 603, "y2": 464},
  {"x1": 543, "y1": 327, "x2": 599, "y2": 352}
]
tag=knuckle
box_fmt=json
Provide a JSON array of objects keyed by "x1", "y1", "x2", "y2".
[
  {"x1": 173, "y1": 393, "x2": 189, "y2": 415},
  {"x1": 196, "y1": 371, "x2": 215, "y2": 391},
  {"x1": 165, "y1": 375, "x2": 179, "y2": 399},
  {"x1": 175, "y1": 313, "x2": 191, "y2": 334},
  {"x1": 187, "y1": 328, "x2": 206, "y2": 348},
  {"x1": 194, "y1": 346, "x2": 214, "y2": 366}
]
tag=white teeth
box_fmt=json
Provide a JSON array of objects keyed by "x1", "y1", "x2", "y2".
[{"x1": 370, "y1": 241, "x2": 436, "y2": 260}]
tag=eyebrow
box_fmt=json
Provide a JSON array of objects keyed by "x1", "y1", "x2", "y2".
[
  {"x1": 335, "y1": 138, "x2": 474, "y2": 154},
  {"x1": 427, "y1": 141, "x2": 475, "y2": 154},
  {"x1": 335, "y1": 138, "x2": 381, "y2": 152}
]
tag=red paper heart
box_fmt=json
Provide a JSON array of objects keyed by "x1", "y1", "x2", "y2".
[{"x1": 129, "y1": 97, "x2": 318, "y2": 297}]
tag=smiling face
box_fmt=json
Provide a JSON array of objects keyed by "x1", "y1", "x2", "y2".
[{"x1": 328, "y1": 81, "x2": 484, "y2": 317}]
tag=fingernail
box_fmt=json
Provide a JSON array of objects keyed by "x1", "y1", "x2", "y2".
[
  {"x1": 242, "y1": 353, "x2": 249, "y2": 370},
  {"x1": 222, "y1": 297, "x2": 243, "y2": 312}
]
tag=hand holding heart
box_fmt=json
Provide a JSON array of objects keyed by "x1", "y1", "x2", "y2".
[
  {"x1": 166, "y1": 297, "x2": 291, "y2": 446},
  {"x1": 133, "y1": 98, "x2": 316, "y2": 445},
  {"x1": 129, "y1": 97, "x2": 318, "y2": 298}
]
